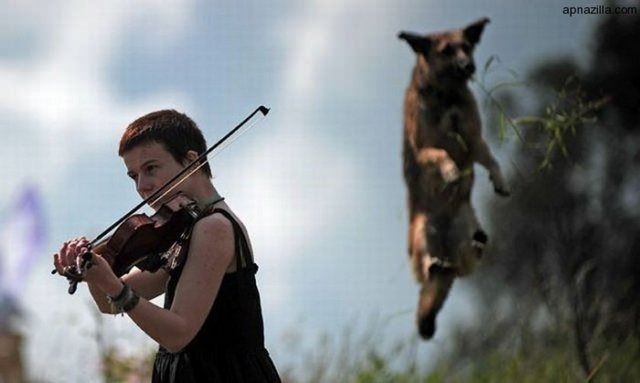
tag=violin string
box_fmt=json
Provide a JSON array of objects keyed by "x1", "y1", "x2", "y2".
[{"x1": 149, "y1": 115, "x2": 265, "y2": 208}]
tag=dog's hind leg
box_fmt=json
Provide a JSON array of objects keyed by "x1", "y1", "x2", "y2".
[
  {"x1": 450, "y1": 202, "x2": 487, "y2": 276},
  {"x1": 411, "y1": 212, "x2": 456, "y2": 339},
  {"x1": 409, "y1": 212, "x2": 429, "y2": 283},
  {"x1": 417, "y1": 266, "x2": 455, "y2": 339}
]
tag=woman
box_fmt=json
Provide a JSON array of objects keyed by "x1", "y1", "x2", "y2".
[{"x1": 53, "y1": 110, "x2": 281, "y2": 382}]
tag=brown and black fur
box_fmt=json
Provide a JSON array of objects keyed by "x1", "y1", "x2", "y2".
[{"x1": 399, "y1": 18, "x2": 509, "y2": 339}]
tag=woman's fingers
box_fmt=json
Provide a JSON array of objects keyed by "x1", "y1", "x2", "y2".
[
  {"x1": 54, "y1": 236, "x2": 93, "y2": 277},
  {"x1": 58, "y1": 239, "x2": 80, "y2": 268},
  {"x1": 53, "y1": 253, "x2": 65, "y2": 275},
  {"x1": 59, "y1": 241, "x2": 70, "y2": 267}
]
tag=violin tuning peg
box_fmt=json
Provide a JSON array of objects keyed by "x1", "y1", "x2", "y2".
[{"x1": 68, "y1": 280, "x2": 78, "y2": 295}]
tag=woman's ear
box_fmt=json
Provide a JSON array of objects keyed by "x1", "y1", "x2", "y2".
[{"x1": 183, "y1": 150, "x2": 200, "y2": 166}]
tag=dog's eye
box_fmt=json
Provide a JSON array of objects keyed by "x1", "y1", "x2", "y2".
[{"x1": 442, "y1": 45, "x2": 454, "y2": 55}]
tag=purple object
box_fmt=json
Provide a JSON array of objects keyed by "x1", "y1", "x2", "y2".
[{"x1": 0, "y1": 185, "x2": 46, "y2": 298}]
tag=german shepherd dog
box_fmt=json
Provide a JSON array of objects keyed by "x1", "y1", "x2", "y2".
[{"x1": 399, "y1": 18, "x2": 509, "y2": 339}]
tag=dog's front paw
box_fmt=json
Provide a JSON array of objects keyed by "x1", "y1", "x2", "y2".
[
  {"x1": 490, "y1": 173, "x2": 510, "y2": 197},
  {"x1": 471, "y1": 229, "x2": 488, "y2": 255},
  {"x1": 495, "y1": 185, "x2": 510, "y2": 197},
  {"x1": 441, "y1": 159, "x2": 460, "y2": 183}
]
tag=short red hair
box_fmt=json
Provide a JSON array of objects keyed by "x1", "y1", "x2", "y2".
[{"x1": 119, "y1": 110, "x2": 212, "y2": 178}]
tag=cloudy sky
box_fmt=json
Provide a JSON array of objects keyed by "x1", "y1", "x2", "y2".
[{"x1": 0, "y1": 0, "x2": 601, "y2": 380}]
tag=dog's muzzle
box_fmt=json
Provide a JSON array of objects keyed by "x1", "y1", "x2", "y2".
[
  {"x1": 462, "y1": 62, "x2": 475, "y2": 76},
  {"x1": 456, "y1": 60, "x2": 475, "y2": 77},
  {"x1": 449, "y1": 61, "x2": 475, "y2": 80}
]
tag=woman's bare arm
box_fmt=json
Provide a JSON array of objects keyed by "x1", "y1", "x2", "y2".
[
  {"x1": 122, "y1": 214, "x2": 234, "y2": 352},
  {"x1": 88, "y1": 268, "x2": 170, "y2": 313}
]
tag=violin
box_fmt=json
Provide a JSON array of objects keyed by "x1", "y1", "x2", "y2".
[
  {"x1": 54, "y1": 106, "x2": 270, "y2": 294},
  {"x1": 61, "y1": 193, "x2": 201, "y2": 293}
]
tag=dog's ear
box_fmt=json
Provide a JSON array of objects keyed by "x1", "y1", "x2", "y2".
[
  {"x1": 463, "y1": 17, "x2": 490, "y2": 45},
  {"x1": 398, "y1": 31, "x2": 432, "y2": 54}
]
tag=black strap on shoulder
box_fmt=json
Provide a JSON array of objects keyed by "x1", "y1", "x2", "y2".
[{"x1": 210, "y1": 208, "x2": 254, "y2": 270}]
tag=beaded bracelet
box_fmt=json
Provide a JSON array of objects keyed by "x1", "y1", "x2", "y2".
[{"x1": 107, "y1": 282, "x2": 140, "y2": 315}]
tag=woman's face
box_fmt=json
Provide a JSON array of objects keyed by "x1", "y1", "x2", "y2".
[{"x1": 122, "y1": 142, "x2": 192, "y2": 207}]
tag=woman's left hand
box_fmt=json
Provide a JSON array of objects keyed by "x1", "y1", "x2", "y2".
[{"x1": 54, "y1": 237, "x2": 122, "y2": 296}]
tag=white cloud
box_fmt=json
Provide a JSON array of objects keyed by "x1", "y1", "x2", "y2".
[
  {"x1": 279, "y1": 0, "x2": 345, "y2": 101},
  {"x1": 216, "y1": 1, "x2": 366, "y2": 310},
  {"x1": 0, "y1": 1, "x2": 194, "y2": 201},
  {"x1": 0, "y1": 1, "x2": 195, "y2": 377}
]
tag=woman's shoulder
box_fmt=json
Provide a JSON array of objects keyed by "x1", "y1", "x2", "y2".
[
  {"x1": 192, "y1": 212, "x2": 234, "y2": 241},
  {"x1": 183, "y1": 212, "x2": 235, "y2": 274}
]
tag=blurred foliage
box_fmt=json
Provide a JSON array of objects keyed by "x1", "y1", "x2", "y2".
[
  {"x1": 278, "y1": 316, "x2": 423, "y2": 383},
  {"x1": 101, "y1": 348, "x2": 154, "y2": 383},
  {"x1": 438, "y1": 339, "x2": 639, "y2": 382},
  {"x1": 90, "y1": 307, "x2": 154, "y2": 383},
  {"x1": 475, "y1": 59, "x2": 609, "y2": 172},
  {"x1": 453, "y1": 1, "x2": 640, "y2": 381},
  {"x1": 277, "y1": 321, "x2": 639, "y2": 382}
]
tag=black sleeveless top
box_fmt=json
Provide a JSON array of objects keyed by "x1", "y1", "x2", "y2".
[{"x1": 152, "y1": 208, "x2": 281, "y2": 382}]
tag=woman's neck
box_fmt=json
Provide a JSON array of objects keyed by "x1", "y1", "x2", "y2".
[{"x1": 188, "y1": 179, "x2": 223, "y2": 209}]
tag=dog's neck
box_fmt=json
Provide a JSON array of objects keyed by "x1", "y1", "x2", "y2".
[
  {"x1": 412, "y1": 68, "x2": 467, "y2": 99},
  {"x1": 418, "y1": 83, "x2": 467, "y2": 107}
]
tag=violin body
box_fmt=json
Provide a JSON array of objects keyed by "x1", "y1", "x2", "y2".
[
  {"x1": 94, "y1": 194, "x2": 201, "y2": 276},
  {"x1": 62, "y1": 194, "x2": 202, "y2": 293}
]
